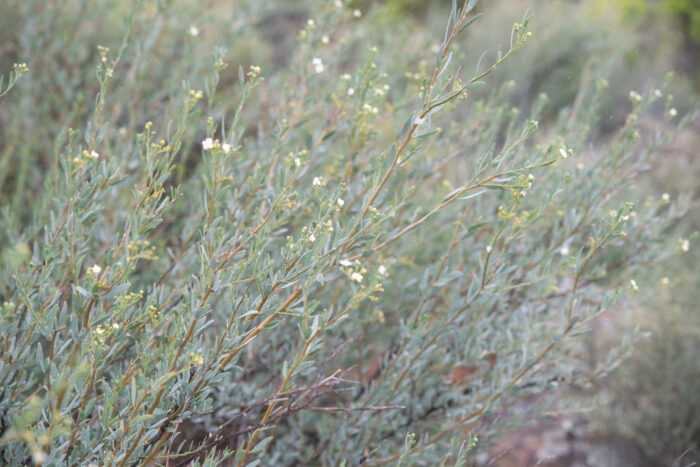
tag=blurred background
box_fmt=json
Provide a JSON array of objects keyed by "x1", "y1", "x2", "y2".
[{"x1": 1, "y1": 0, "x2": 698, "y2": 465}]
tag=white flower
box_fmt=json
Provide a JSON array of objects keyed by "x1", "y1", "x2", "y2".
[
  {"x1": 308, "y1": 233, "x2": 316, "y2": 243},
  {"x1": 363, "y1": 103, "x2": 378, "y2": 114},
  {"x1": 337, "y1": 198, "x2": 345, "y2": 206},
  {"x1": 559, "y1": 148, "x2": 568, "y2": 159},
  {"x1": 654, "y1": 89, "x2": 663, "y2": 98},
  {"x1": 347, "y1": 87, "x2": 355, "y2": 96},
  {"x1": 321, "y1": 35, "x2": 330, "y2": 44},
  {"x1": 629, "y1": 91, "x2": 642, "y2": 103},
  {"x1": 312, "y1": 176, "x2": 325, "y2": 186},
  {"x1": 294, "y1": 157, "x2": 301, "y2": 167},
  {"x1": 353, "y1": 9, "x2": 362, "y2": 18},
  {"x1": 559, "y1": 245, "x2": 570, "y2": 256},
  {"x1": 202, "y1": 138, "x2": 214, "y2": 150},
  {"x1": 374, "y1": 88, "x2": 384, "y2": 96},
  {"x1": 378, "y1": 265, "x2": 387, "y2": 275},
  {"x1": 629, "y1": 279, "x2": 639, "y2": 292},
  {"x1": 112, "y1": 323, "x2": 119, "y2": 329},
  {"x1": 222, "y1": 143, "x2": 231, "y2": 154},
  {"x1": 527, "y1": 174, "x2": 534, "y2": 181},
  {"x1": 576, "y1": 162, "x2": 584, "y2": 170},
  {"x1": 341, "y1": 73, "x2": 352, "y2": 80},
  {"x1": 669, "y1": 107, "x2": 677, "y2": 117},
  {"x1": 340, "y1": 259, "x2": 352, "y2": 267},
  {"x1": 90, "y1": 264, "x2": 102, "y2": 275},
  {"x1": 681, "y1": 239, "x2": 690, "y2": 252},
  {"x1": 662, "y1": 193, "x2": 670, "y2": 202},
  {"x1": 307, "y1": 19, "x2": 315, "y2": 27},
  {"x1": 95, "y1": 326, "x2": 104, "y2": 335},
  {"x1": 312, "y1": 57, "x2": 324, "y2": 73},
  {"x1": 335, "y1": 0, "x2": 343, "y2": 7},
  {"x1": 350, "y1": 271, "x2": 363, "y2": 282},
  {"x1": 661, "y1": 277, "x2": 670, "y2": 286},
  {"x1": 189, "y1": 26, "x2": 199, "y2": 37},
  {"x1": 485, "y1": 245, "x2": 492, "y2": 253}
]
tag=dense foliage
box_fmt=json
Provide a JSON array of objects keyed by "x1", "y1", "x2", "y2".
[{"x1": 0, "y1": 0, "x2": 694, "y2": 465}]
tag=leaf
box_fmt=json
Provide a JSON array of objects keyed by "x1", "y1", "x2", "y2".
[
  {"x1": 311, "y1": 315, "x2": 319, "y2": 334},
  {"x1": 458, "y1": 190, "x2": 486, "y2": 201},
  {"x1": 101, "y1": 282, "x2": 131, "y2": 300},
  {"x1": 74, "y1": 285, "x2": 92, "y2": 299},
  {"x1": 458, "y1": 13, "x2": 481, "y2": 33}
]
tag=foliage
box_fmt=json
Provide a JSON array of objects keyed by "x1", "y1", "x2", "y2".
[{"x1": 0, "y1": 0, "x2": 695, "y2": 465}]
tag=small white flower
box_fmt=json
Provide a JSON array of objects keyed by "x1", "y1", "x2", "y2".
[
  {"x1": 95, "y1": 327, "x2": 104, "y2": 335},
  {"x1": 485, "y1": 245, "x2": 492, "y2": 253},
  {"x1": 628, "y1": 91, "x2": 642, "y2": 103},
  {"x1": 363, "y1": 103, "x2": 378, "y2": 114},
  {"x1": 307, "y1": 19, "x2": 315, "y2": 27},
  {"x1": 559, "y1": 245, "x2": 570, "y2": 256},
  {"x1": 321, "y1": 35, "x2": 330, "y2": 44},
  {"x1": 312, "y1": 176, "x2": 325, "y2": 186},
  {"x1": 347, "y1": 87, "x2": 355, "y2": 96},
  {"x1": 337, "y1": 198, "x2": 345, "y2": 206},
  {"x1": 88, "y1": 150, "x2": 99, "y2": 160},
  {"x1": 308, "y1": 233, "x2": 316, "y2": 243},
  {"x1": 341, "y1": 73, "x2": 352, "y2": 80},
  {"x1": 90, "y1": 264, "x2": 102, "y2": 275},
  {"x1": 681, "y1": 239, "x2": 690, "y2": 252},
  {"x1": 374, "y1": 87, "x2": 385, "y2": 96},
  {"x1": 189, "y1": 26, "x2": 199, "y2": 37},
  {"x1": 669, "y1": 107, "x2": 677, "y2": 117},
  {"x1": 576, "y1": 162, "x2": 584, "y2": 170},
  {"x1": 527, "y1": 174, "x2": 534, "y2": 181},
  {"x1": 312, "y1": 57, "x2": 325, "y2": 73},
  {"x1": 202, "y1": 138, "x2": 214, "y2": 150},
  {"x1": 662, "y1": 193, "x2": 670, "y2": 202},
  {"x1": 661, "y1": 277, "x2": 670, "y2": 286},
  {"x1": 629, "y1": 279, "x2": 639, "y2": 292},
  {"x1": 378, "y1": 265, "x2": 387, "y2": 275},
  {"x1": 559, "y1": 148, "x2": 568, "y2": 159},
  {"x1": 351, "y1": 271, "x2": 363, "y2": 282},
  {"x1": 335, "y1": 0, "x2": 343, "y2": 7},
  {"x1": 222, "y1": 143, "x2": 231, "y2": 154},
  {"x1": 340, "y1": 259, "x2": 352, "y2": 267},
  {"x1": 353, "y1": 9, "x2": 362, "y2": 18},
  {"x1": 112, "y1": 323, "x2": 119, "y2": 330},
  {"x1": 654, "y1": 89, "x2": 663, "y2": 98},
  {"x1": 294, "y1": 157, "x2": 301, "y2": 167}
]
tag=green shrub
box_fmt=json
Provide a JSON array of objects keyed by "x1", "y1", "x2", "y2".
[{"x1": 0, "y1": 0, "x2": 694, "y2": 465}]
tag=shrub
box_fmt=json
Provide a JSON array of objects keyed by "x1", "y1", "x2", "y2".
[{"x1": 0, "y1": 0, "x2": 694, "y2": 465}]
